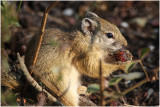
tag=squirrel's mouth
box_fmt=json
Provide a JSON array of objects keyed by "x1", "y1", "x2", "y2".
[
  {"x1": 106, "y1": 48, "x2": 121, "y2": 53},
  {"x1": 107, "y1": 48, "x2": 117, "y2": 52},
  {"x1": 105, "y1": 42, "x2": 124, "y2": 53},
  {"x1": 106, "y1": 46, "x2": 127, "y2": 54},
  {"x1": 105, "y1": 44, "x2": 127, "y2": 53}
]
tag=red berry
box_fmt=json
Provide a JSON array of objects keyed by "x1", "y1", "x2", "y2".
[{"x1": 115, "y1": 51, "x2": 127, "y2": 62}]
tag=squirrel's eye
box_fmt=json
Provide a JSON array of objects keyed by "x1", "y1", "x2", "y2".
[{"x1": 106, "y1": 33, "x2": 113, "y2": 38}]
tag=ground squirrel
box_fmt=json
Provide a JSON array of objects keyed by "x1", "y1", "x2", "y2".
[{"x1": 25, "y1": 12, "x2": 132, "y2": 106}]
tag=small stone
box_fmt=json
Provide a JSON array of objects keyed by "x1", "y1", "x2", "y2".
[
  {"x1": 63, "y1": 8, "x2": 74, "y2": 16},
  {"x1": 148, "y1": 45, "x2": 155, "y2": 52},
  {"x1": 121, "y1": 22, "x2": 129, "y2": 28}
]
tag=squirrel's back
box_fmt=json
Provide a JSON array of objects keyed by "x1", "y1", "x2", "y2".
[{"x1": 25, "y1": 28, "x2": 74, "y2": 73}]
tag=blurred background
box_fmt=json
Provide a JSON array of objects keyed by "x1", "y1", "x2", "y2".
[{"x1": 1, "y1": 1, "x2": 159, "y2": 106}]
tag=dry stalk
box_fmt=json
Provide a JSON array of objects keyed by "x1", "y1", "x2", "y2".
[
  {"x1": 115, "y1": 84, "x2": 127, "y2": 105},
  {"x1": 105, "y1": 67, "x2": 159, "y2": 105},
  {"x1": 105, "y1": 78, "x2": 148, "y2": 105},
  {"x1": 132, "y1": 60, "x2": 150, "y2": 81},
  {"x1": 99, "y1": 59, "x2": 105, "y2": 106},
  {"x1": 139, "y1": 61, "x2": 150, "y2": 81},
  {"x1": 31, "y1": 1, "x2": 59, "y2": 74}
]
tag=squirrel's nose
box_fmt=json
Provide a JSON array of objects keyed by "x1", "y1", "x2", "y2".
[
  {"x1": 121, "y1": 37, "x2": 128, "y2": 47},
  {"x1": 123, "y1": 41, "x2": 127, "y2": 47}
]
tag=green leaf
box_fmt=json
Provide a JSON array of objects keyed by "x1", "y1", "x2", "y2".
[
  {"x1": 87, "y1": 83, "x2": 100, "y2": 93},
  {"x1": 103, "y1": 91, "x2": 123, "y2": 98},
  {"x1": 39, "y1": 82, "x2": 44, "y2": 87},
  {"x1": 109, "y1": 77, "x2": 122, "y2": 86},
  {"x1": 16, "y1": 1, "x2": 22, "y2": 14},
  {"x1": 1, "y1": 1, "x2": 8, "y2": 15},
  {"x1": 125, "y1": 62, "x2": 137, "y2": 72},
  {"x1": 10, "y1": 18, "x2": 20, "y2": 27},
  {"x1": 138, "y1": 47, "x2": 150, "y2": 60},
  {"x1": 113, "y1": 72, "x2": 144, "y2": 80},
  {"x1": 2, "y1": 91, "x2": 17, "y2": 106},
  {"x1": 1, "y1": 1, "x2": 7, "y2": 8}
]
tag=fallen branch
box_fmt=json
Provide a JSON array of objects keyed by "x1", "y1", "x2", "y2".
[
  {"x1": 18, "y1": 52, "x2": 78, "y2": 106},
  {"x1": 17, "y1": 53, "x2": 62, "y2": 105}
]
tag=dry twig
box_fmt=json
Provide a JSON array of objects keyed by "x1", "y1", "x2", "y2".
[
  {"x1": 131, "y1": 60, "x2": 150, "y2": 81},
  {"x1": 31, "y1": 1, "x2": 59, "y2": 74},
  {"x1": 115, "y1": 84, "x2": 127, "y2": 105}
]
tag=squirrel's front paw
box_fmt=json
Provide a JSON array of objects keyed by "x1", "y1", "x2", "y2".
[
  {"x1": 77, "y1": 86, "x2": 87, "y2": 95},
  {"x1": 114, "y1": 50, "x2": 133, "y2": 62}
]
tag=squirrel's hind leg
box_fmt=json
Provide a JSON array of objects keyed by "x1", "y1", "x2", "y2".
[{"x1": 52, "y1": 65, "x2": 80, "y2": 106}]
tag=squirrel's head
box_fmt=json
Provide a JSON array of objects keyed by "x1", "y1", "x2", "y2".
[{"x1": 81, "y1": 12, "x2": 127, "y2": 52}]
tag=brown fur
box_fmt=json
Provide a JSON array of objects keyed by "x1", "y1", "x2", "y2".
[{"x1": 25, "y1": 12, "x2": 131, "y2": 106}]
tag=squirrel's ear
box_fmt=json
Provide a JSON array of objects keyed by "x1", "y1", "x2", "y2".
[
  {"x1": 81, "y1": 18, "x2": 97, "y2": 35},
  {"x1": 86, "y1": 12, "x2": 98, "y2": 18}
]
